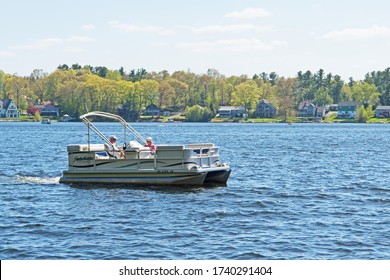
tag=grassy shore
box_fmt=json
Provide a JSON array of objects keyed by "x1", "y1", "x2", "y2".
[{"x1": 2, "y1": 114, "x2": 390, "y2": 123}]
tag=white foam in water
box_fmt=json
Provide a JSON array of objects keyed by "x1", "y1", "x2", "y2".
[{"x1": 15, "y1": 176, "x2": 61, "y2": 184}]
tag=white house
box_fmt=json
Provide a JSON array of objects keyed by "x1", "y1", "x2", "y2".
[{"x1": 0, "y1": 99, "x2": 20, "y2": 118}]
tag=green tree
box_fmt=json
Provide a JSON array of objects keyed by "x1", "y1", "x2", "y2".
[
  {"x1": 45, "y1": 69, "x2": 78, "y2": 103},
  {"x1": 269, "y1": 72, "x2": 279, "y2": 86},
  {"x1": 93, "y1": 66, "x2": 108, "y2": 78},
  {"x1": 339, "y1": 84, "x2": 353, "y2": 101},
  {"x1": 129, "y1": 68, "x2": 148, "y2": 82},
  {"x1": 158, "y1": 80, "x2": 175, "y2": 109},
  {"x1": 4, "y1": 75, "x2": 30, "y2": 111},
  {"x1": 259, "y1": 82, "x2": 277, "y2": 104},
  {"x1": 100, "y1": 79, "x2": 120, "y2": 112},
  {"x1": 30, "y1": 69, "x2": 46, "y2": 81},
  {"x1": 117, "y1": 80, "x2": 139, "y2": 121},
  {"x1": 134, "y1": 81, "x2": 145, "y2": 115},
  {"x1": 295, "y1": 70, "x2": 316, "y2": 102},
  {"x1": 4, "y1": 64, "x2": 390, "y2": 123},
  {"x1": 140, "y1": 79, "x2": 159, "y2": 106},
  {"x1": 199, "y1": 74, "x2": 213, "y2": 107},
  {"x1": 57, "y1": 64, "x2": 69, "y2": 70},
  {"x1": 329, "y1": 75, "x2": 344, "y2": 103},
  {"x1": 275, "y1": 78, "x2": 296, "y2": 122},
  {"x1": 223, "y1": 82, "x2": 234, "y2": 106},
  {"x1": 0, "y1": 70, "x2": 6, "y2": 99},
  {"x1": 185, "y1": 105, "x2": 211, "y2": 122},
  {"x1": 314, "y1": 87, "x2": 333, "y2": 106},
  {"x1": 168, "y1": 78, "x2": 188, "y2": 109},
  {"x1": 106, "y1": 70, "x2": 122, "y2": 81},
  {"x1": 365, "y1": 68, "x2": 390, "y2": 105},
  {"x1": 232, "y1": 80, "x2": 261, "y2": 111},
  {"x1": 82, "y1": 75, "x2": 103, "y2": 113},
  {"x1": 71, "y1": 63, "x2": 82, "y2": 70},
  {"x1": 172, "y1": 70, "x2": 198, "y2": 107},
  {"x1": 355, "y1": 105, "x2": 373, "y2": 123},
  {"x1": 34, "y1": 110, "x2": 42, "y2": 121},
  {"x1": 57, "y1": 76, "x2": 83, "y2": 117},
  {"x1": 351, "y1": 82, "x2": 380, "y2": 106},
  {"x1": 32, "y1": 77, "x2": 48, "y2": 103}
]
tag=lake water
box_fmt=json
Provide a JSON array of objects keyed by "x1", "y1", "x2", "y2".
[{"x1": 0, "y1": 121, "x2": 389, "y2": 259}]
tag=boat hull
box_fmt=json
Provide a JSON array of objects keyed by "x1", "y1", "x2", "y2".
[
  {"x1": 59, "y1": 170, "x2": 208, "y2": 186},
  {"x1": 204, "y1": 168, "x2": 231, "y2": 184}
]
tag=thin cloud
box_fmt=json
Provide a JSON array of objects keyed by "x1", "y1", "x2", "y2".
[
  {"x1": 176, "y1": 38, "x2": 286, "y2": 52},
  {"x1": 0, "y1": 50, "x2": 15, "y2": 57},
  {"x1": 190, "y1": 24, "x2": 273, "y2": 33},
  {"x1": 270, "y1": 40, "x2": 288, "y2": 47},
  {"x1": 81, "y1": 24, "x2": 96, "y2": 30},
  {"x1": 225, "y1": 8, "x2": 272, "y2": 19},
  {"x1": 67, "y1": 36, "x2": 94, "y2": 43},
  {"x1": 13, "y1": 38, "x2": 62, "y2": 50},
  {"x1": 109, "y1": 20, "x2": 175, "y2": 35},
  {"x1": 63, "y1": 47, "x2": 85, "y2": 53},
  {"x1": 323, "y1": 25, "x2": 390, "y2": 40}
]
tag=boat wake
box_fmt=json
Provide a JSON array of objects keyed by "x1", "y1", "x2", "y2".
[{"x1": 15, "y1": 176, "x2": 61, "y2": 185}]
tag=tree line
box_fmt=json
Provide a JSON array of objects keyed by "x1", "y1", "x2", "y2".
[{"x1": 1, "y1": 64, "x2": 389, "y2": 121}]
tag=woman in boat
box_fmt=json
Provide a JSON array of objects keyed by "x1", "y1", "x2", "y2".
[{"x1": 144, "y1": 137, "x2": 156, "y2": 155}]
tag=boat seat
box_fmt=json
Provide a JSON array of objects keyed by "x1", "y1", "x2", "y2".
[
  {"x1": 104, "y1": 144, "x2": 125, "y2": 159},
  {"x1": 126, "y1": 140, "x2": 144, "y2": 149},
  {"x1": 95, "y1": 151, "x2": 109, "y2": 159},
  {"x1": 153, "y1": 145, "x2": 185, "y2": 160}
]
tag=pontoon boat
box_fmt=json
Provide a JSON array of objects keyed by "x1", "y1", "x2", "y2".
[{"x1": 59, "y1": 112, "x2": 231, "y2": 186}]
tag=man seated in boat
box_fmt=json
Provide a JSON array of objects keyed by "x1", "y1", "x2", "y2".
[
  {"x1": 144, "y1": 137, "x2": 156, "y2": 155},
  {"x1": 108, "y1": 135, "x2": 125, "y2": 158}
]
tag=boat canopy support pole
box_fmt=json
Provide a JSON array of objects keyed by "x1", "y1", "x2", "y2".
[
  {"x1": 80, "y1": 111, "x2": 147, "y2": 145},
  {"x1": 82, "y1": 117, "x2": 111, "y2": 147}
]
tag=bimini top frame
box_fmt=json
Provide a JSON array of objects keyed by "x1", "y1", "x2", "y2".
[{"x1": 80, "y1": 111, "x2": 146, "y2": 148}]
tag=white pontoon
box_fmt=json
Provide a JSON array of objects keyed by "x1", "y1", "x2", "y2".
[{"x1": 59, "y1": 111, "x2": 231, "y2": 186}]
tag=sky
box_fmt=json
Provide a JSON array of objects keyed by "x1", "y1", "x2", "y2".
[{"x1": 1, "y1": 0, "x2": 390, "y2": 80}]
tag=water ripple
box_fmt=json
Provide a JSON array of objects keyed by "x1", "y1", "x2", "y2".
[{"x1": 1, "y1": 122, "x2": 390, "y2": 259}]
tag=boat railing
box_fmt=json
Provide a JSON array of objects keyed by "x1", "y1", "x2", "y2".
[
  {"x1": 80, "y1": 111, "x2": 146, "y2": 148},
  {"x1": 68, "y1": 142, "x2": 220, "y2": 170}
]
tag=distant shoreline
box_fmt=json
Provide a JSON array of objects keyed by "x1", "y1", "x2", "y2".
[{"x1": 1, "y1": 118, "x2": 390, "y2": 124}]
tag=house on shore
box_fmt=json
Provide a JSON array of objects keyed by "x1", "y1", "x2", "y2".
[
  {"x1": 217, "y1": 106, "x2": 246, "y2": 118},
  {"x1": 27, "y1": 102, "x2": 59, "y2": 117},
  {"x1": 0, "y1": 99, "x2": 20, "y2": 118},
  {"x1": 255, "y1": 100, "x2": 277, "y2": 118},
  {"x1": 337, "y1": 101, "x2": 362, "y2": 119},
  {"x1": 298, "y1": 101, "x2": 317, "y2": 118},
  {"x1": 144, "y1": 104, "x2": 161, "y2": 116},
  {"x1": 329, "y1": 104, "x2": 338, "y2": 111},
  {"x1": 375, "y1": 106, "x2": 390, "y2": 118},
  {"x1": 316, "y1": 106, "x2": 326, "y2": 118},
  {"x1": 41, "y1": 104, "x2": 60, "y2": 116}
]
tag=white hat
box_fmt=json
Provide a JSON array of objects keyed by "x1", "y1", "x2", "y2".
[
  {"x1": 109, "y1": 135, "x2": 117, "y2": 140},
  {"x1": 146, "y1": 137, "x2": 153, "y2": 141}
]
